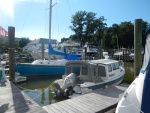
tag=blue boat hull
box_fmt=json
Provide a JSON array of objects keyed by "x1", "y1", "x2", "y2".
[{"x1": 15, "y1": 64, "x2": 66, "y2": 76}]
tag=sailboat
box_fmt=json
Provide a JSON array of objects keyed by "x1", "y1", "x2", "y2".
[
  {"x1": 116, "y1": 28, "x2": 150, "y2": 113},
  {"x1": 15, "y1": 0, "x2": 79, "y2": 76}
]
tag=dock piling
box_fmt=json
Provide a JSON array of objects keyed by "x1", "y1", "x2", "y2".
[
  {"x1": 134, "y1": 19, "x2": 142, "y2": 78},
  {"x1": 8, "y1": 26, "x2": 15, "y2": 81}
]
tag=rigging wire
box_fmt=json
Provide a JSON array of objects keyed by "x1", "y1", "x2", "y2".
[
  {"x1": 44, "y1": 5, "x2": 48, "y2": 39},
  {"x1": 66, "y1": 0, "x2": 73, "y2": 16},
  {"x1": 19, "y1": 0, "x2": 34, "y2": 37}
]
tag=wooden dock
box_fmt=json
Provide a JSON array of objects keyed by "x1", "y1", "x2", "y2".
[
  {"x1": 43, "y1": 83, "x2": 129, "y2": 113},
  {"x1": 0, "y1": 79, "x2": 47, "y2": 113}
]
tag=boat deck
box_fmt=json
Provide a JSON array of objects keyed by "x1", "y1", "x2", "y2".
[
  {"x1": 0, "y1": 79, "x2": 47, "y2": 113},
  {"x1": 43, "y1": 83, "x2": 129, "y2": 113}
]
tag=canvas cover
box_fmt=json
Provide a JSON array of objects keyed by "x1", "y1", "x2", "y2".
[{"x1": 48, "y1": 43, "x2": 80, "y2": 60}]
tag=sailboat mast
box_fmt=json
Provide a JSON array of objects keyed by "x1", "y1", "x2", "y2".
[
  {"x1": 49, "y1": 0, "x2": 52, "y2": 43},
  {"x1": 49, "y1": 0, "x2": 52, "y2": 60}
]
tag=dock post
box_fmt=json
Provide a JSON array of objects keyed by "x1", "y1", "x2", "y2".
[
  {"x1": 100, "y1": 38, "x2": 104, "y2": 58},
  {"x1": 41, "y1": 41, "x2": 44, "y2": 60},
  {"x1": 134, "y1": 19, "x2": 142, "y2": 78},
  {"x1": 8, "y1": 26, "x2": 15, "y2": 81}
]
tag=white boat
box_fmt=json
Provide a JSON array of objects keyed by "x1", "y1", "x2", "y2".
[
  {"x1": 84, "y1": 42, "x2": 99, "y2": 54},
  {"x1": 0, "y1": 62, "x2": 26, "y2": 84},
  {"x1": 15, "y1": 59, "x2": 68, "y2": 76},
  {"x1": 53, "y1": 58, "x2": 125, "y2": 98},
  {"x1": 115, "y1": 28, "x2": 150, "y2": 113},
  {"x1": 83, "y1": 42, "x2": 99, "y2": 59}
]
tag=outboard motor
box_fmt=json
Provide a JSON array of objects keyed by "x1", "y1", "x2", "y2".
[{"x1": 54, "y1": 73, "x2": 76, "y2": 98}]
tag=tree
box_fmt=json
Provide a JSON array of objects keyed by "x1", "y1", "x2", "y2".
[
  {"x1": 94, "y1": 16, "x2": 107, "y2": 44},
  {"x1": 0, "y1": 35, "x2": 3, "y2": 49},
  {"x1": 118, "y1": 21, "x2": 134, "y2": 48},
  {"x1": 70, "y1": 11, "x2": 87, "y2": 46},
  {"x1": 61, "y1": 37, "x2": 69, "y2": 43},
  {"x1": 19, "y1": 38, "x2": 30, "y2": 48},
  {"x1": 70, "y1": 11, "x2": 107, "y2": 46}
]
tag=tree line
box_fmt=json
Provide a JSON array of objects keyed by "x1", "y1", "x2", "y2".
[
  {"x1": 0, "y1": 36, "x2": 30, "y2": 51},
  {"x1": 61, "y1": 11, "x2": 149, "y2": 49}
]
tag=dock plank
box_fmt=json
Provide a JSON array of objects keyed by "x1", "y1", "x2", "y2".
[
  {"x1": 58, "y1": 101, "x2": 83, "y2": 113},
  {"x1": 51, "y1": 104, "x2": 68, "y2": 113},
  {"x1": 43, "y1": 83, "x2": 129, "y2": 113},
  {"x1": 0, "y1": 79, "x2": 47, "y2": 113},
  {"x1": 65, "y1": 99, "x2": 91, "y2": 113}
]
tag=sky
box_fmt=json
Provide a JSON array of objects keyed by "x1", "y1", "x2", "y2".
[{"x1": 0, "y1": 0, "x2": 150, "y2": 42}]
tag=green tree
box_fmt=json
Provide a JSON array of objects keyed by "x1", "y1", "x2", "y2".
[
  {"x1": 19, "y1": 38, "x2": 30, "y2": 48},
  {"x1": 118, "y1": 21, "x2": 134, "y2": 48},
  {"x1": 0, "y1": 35, "x2": 3, "y2": 49},
  {"x1": 94, "y1": 16, "x2": 107, "y2": 44},
  {"x1": 70, "y1": 11, "x2": 87, "y2": 46},
  {"x1": 61, "y1": 37, "x2": 69, "y2": 43},
  {"x1": 70, "y1": 11, "x2": 107, "y2": 46}
]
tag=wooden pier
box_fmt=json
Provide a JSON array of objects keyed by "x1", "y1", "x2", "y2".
[
  {"x1": 43, "y1": 83, "x2": 129, "y2": 113},
  {"x1": 0, "y1": 77, "x2": 129, "y2": 113},
  {"x1": 0, "y1": 79, "x2": 47, "y2": 113}
]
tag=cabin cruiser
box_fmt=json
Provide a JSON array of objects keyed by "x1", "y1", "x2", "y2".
[
  {"x1": 53, "y1": 59, "x2": 125, "y2": 98},
  {"x1": 116, "y1": 28, "x2": 150, "y2": 113}
]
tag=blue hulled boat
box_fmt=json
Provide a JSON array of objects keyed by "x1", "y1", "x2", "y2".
[{"x1": 15, "y1": 59, "x2": 68, "y2": 76}]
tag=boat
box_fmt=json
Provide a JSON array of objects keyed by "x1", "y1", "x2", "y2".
[
  {"x1": 15, "y1": 59, "x2": 68, "y2": 76},
  {"x1": 115, "y1": 28, "x2": 150, "y2": 113},
  {"x1": 83, "y1": 42, "x2": 99, "y2": 59},
  {"x1": 15, "y1": 0, "x2": 81, "y2": 76},
  {"x1": 53, "y1": 58, "x2": 125, "y2": 98},
  {"x1": 0, "y1": 61, "x2": 26, "y2": 84}
]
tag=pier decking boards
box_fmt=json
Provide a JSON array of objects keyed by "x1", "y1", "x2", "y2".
[
  {"x1": 43, "y1": 83, "x2": 129, "y2": 113},
  {"x1": 0, "y1": 79, "x2": 47, "y2": 113},
  {"x1": 0, "y1": 78, "x2": 129, "y2": 113}
]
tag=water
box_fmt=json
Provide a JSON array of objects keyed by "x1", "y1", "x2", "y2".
[
  {"x1": 17, "y1": 62, "x2": 134, "y2": 107},
  {"x1": 18, "y1": 75, "x2": 64, "y2": 106}
]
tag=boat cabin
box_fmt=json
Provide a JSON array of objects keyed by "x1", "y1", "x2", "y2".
[{"x1": 64, "y1": 59, "x2": 123, "y2": 84}]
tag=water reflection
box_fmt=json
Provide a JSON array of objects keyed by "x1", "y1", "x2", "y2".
[
  {"x1": 18, "y1": 62, "x2": 134, "y2": 106},
  {"x1": 123, "y1": 62, "x2": 134, "y2": 83},
  {"x1": 18, "y1": 75, "x2": 63, "y2": 106}
]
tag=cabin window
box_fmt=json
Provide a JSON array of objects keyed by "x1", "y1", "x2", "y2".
[
  {"x1": 112, "y1": 63, "x2": 116, "y2": 70},
  {"x1": 81, "y1": 67, "x2": 88, "y2": 75},
  {"x1": 73, "y1": 67, "x2": 81, "y2": 75},
  {"x1": 115, "y1": 62, "x2": 119, "y2": 69},
  {"x1": 98, "y1": 66, "x2": 106, "y2": 77},
  {"x1": 66, "y1": 67, "x2": 72, "y2": 74},
  {"x1": 108, "y1": 65, "x2": 112, "y2": 72}
]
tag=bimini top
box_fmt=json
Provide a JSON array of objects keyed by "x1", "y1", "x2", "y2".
[{"x1": 66, "y1": 59, "x2": 119, "y2": 67}]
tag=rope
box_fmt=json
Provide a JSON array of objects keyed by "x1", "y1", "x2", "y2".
[
  {"x1": 8, "y1": 75, "x2": 56, "y2": 105},
  {"x1": 32, "y1": 81, "x2": 55, "y2": 101}
]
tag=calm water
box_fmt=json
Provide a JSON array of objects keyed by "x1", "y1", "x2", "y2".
[{"x1": 17, "y1": 62, "x2": 134, "y2": 107}]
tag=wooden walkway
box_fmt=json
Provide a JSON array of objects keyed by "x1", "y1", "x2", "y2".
[
  {"x1": 43, "y1": 83, "x2": 129, "y2": 113},
  {"x1": 0, "y1": 79, "x2": 47, "y2": 113}
]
